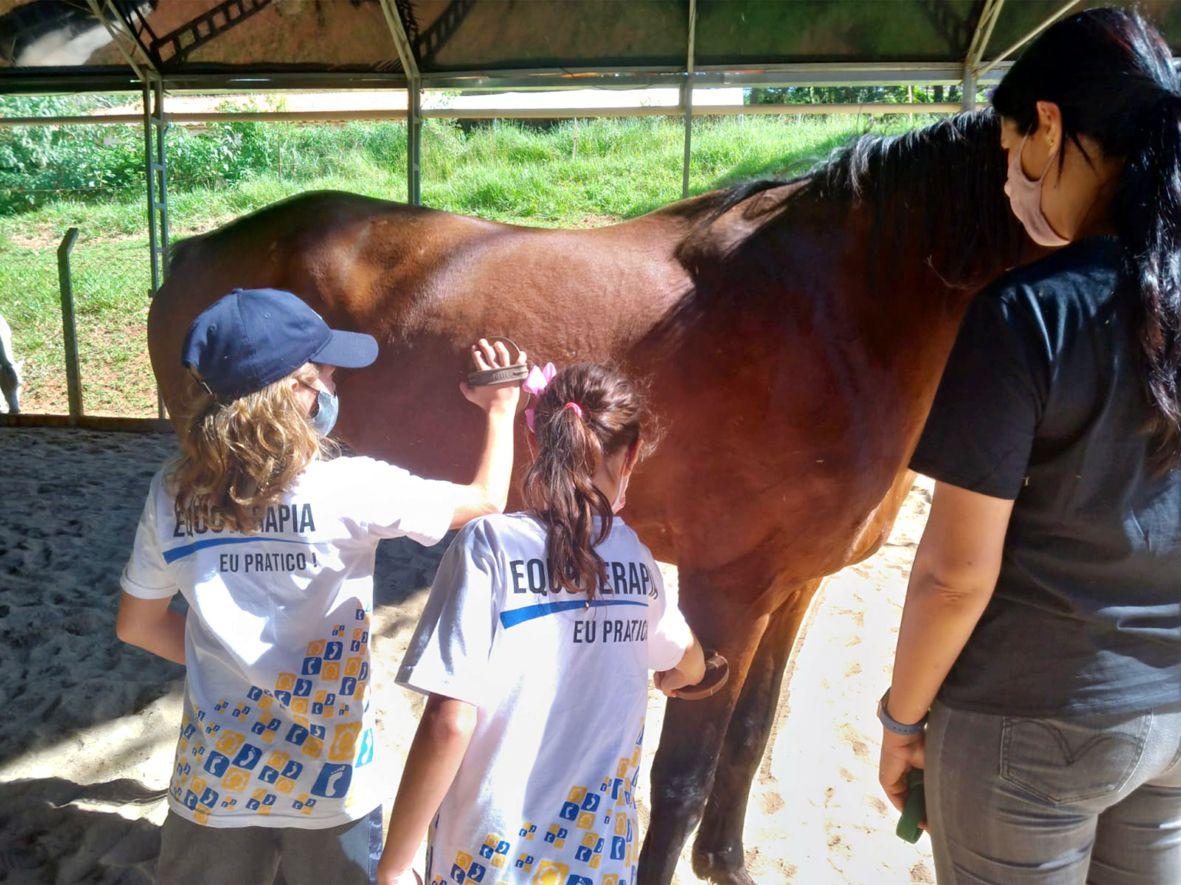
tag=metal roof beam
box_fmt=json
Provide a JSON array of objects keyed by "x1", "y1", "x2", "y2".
[
  {"x1": 963, "y1": 0, "x2": 1005, "y2": 110},
  {"x1": 421, "y1": 62, "x2": 1008, "y2": 92},
  {"x1": 83, "y1": 0, "x2": 157, "y2": 82},
  {"x1": 377, "y1": 0, "x2": 420, "y2": 80},
  {"x1": 966, "y1": 0, "x2": 1006, "y2": 73},
  {"x1": 978, "y1": 0, "x2": 1083, "y2": 78},
  {"x1": 1, "y1": 61, "x2": 1025, "y2": 97},
  {"x1": 377, "y1": 0, "x2": 422, "y2": 205}
]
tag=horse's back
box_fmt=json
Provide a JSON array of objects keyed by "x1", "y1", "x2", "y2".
[
  {"x1": 147, "y1": 190, "x2": 692, "y2": 456},
  {"x1": 148, "y1": 191, "x2": 513, "y2": 411}
]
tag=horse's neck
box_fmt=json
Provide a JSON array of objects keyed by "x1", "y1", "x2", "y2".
[
  {"x1": 693, "y1": 196, "x2": 994, "y2": 396},
  {"x1": 666, "y1": 177, "x2": 1021, "y2": 375}
]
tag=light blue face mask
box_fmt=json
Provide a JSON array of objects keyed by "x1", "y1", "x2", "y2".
[{"x1": 309, "y1": 386, "x2": 339, "y2": 437}]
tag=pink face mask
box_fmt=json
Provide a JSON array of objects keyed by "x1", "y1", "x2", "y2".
[
  {"x1": 611, "y1": 471, "x2": 630, "y2": 514},
  {"x1": 1004, "y1": 135, "x2": 1070, "y2": 248}
]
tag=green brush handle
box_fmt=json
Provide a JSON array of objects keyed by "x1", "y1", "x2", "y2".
[{"x1": 896, "y1": 768, "x2": 926, "y2": 843}]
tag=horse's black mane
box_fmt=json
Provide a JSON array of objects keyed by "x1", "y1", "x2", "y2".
[{"x1": 686, "y1": 110, "x2": 1024, "y2": 290}]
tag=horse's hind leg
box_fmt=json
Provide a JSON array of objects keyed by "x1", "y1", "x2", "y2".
[
  {"x1": 690, "y1": 580, "x2": 820, "y2": 884},
  {"x1": 638, "y1": 570, "x2": 770, "y2": 885}
]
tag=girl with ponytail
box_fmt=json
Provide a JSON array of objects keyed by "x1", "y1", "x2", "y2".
[
  {"x1": 877, "y1": 8, "x2": 1181, "y2": 881},
  {"x1": 378, "y1": 363, "x2": 705, "y2": 885}
]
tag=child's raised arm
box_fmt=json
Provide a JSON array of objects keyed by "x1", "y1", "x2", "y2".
[{"x1": 449, "y1": 338, "x2": 526, "y2": 527}]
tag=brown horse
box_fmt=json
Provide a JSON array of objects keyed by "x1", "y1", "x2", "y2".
[{"x1": 148, "y1": 110, "x2": 1028, "y2": 884}]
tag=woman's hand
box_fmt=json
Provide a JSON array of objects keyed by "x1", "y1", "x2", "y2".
[
  {"x1": 376, "y1": 866, "x2": 422, "y2": 885},
  {"x1": 460, "y1": 338, "x2": 526, "y2": 414},
  {"x1": 879, "y1": 728, "x2": 926, "y2": 814}
]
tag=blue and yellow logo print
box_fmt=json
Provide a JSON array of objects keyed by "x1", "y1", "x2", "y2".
[
  {"x1": 437, "y1": 730, "x2": 644, "y2": 884},
  {"x1": 167, "y1": 606, "x2": 375, "y2": 824}
]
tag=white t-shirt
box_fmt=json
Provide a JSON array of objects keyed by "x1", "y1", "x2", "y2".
[
  {"x1": 121, "y1": 455, "x2": 460, "y2": 829},
  {"x1": 398, "y1": 512, "x2": 694, "y2": 885}
]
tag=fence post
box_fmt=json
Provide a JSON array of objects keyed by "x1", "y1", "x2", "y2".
[
  {"x1": 144, "y1": 74, "x2": 170, "y2": 419},
  {"x1": 57, "y1": 227, "x2": 82, "y2": 425}
]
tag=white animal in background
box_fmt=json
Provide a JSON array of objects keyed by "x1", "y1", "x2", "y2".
[
  {"x1": 0, "y1": 314, "x2": 22, "y2": 414},
  {"x1": 0, "y1": 0, "x2": 157, "y2": 68}
]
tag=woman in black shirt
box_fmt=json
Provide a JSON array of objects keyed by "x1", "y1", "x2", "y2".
[{"x1": 879, "y1": 9, "x2": 1181, "y2": 882}]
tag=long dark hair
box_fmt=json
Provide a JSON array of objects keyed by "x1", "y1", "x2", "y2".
[
  {"x1": 522, "y1": 364, "x2": 647, "y2": 597},
  {"x1": 992, "y1": 7, "x2": 1181, "y2": 466}
]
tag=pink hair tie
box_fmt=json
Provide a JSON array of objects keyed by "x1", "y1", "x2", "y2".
[{"x1": 563, "y1": 402, "x2": 584, "y2": 418}]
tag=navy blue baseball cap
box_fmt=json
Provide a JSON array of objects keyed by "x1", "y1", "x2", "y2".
[{"x1": 181, "y1": 288, "x2": 378, "y2": 400}]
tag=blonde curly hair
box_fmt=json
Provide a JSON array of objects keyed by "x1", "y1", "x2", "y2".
[{"x1": 170, "y1": 363, "x2": 331, "y2": 532}]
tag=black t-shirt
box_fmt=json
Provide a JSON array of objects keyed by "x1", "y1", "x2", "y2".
[{"x1": 911, "y1": 236, "x2": 1181, "y2": 717}]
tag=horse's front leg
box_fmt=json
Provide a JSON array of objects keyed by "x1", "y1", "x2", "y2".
[
  {"x1": 638, "y1": 571, "x2": 770, "y2": 885},
  {"x1": 690, "y1": 580, "x2": 820, "y2": 884}
]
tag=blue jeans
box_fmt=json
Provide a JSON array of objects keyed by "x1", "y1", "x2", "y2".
[
  {"x1": 926, "y1": 701, "x2": 1181, "y2": 884},
  {"x1": 156, "y1": 806, "x2": 382, "y2": 885}
]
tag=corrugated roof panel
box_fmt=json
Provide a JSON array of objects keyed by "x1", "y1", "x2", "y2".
[
  {"x1": 0, "y1": 0, "x2": 1178, "y2": 90},
  {"x1": 147, "y1": 0, "x2": 400, "y2": 71},
  {"x1": 985, "y1": 0, "x2": 1181, "y2": 60},
  {"x1": 407, "y1": 0, "x2": 688, "y2": 72},
  {"x1": 695, "y1": 0, "x2": 981, "y2": 66}
]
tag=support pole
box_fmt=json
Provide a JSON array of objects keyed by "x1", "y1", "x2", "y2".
[
  {"x1": 378, "y1": 0, "x2": 423, "y2": 205},
  {"x1": 57, "y1": 227, "x2": 82, "y2": 425},
  {"x1": 88, "y1": 0, "x2": 168, "y2": 419},
  {"x1": 680, "y1": 80, "x2": 692, "y2": 198},
  {"x1": 143, "y1": 75, "x2": 170, "y2": 295},
  {"x1": 963, "y1": 0, "x2": 1004, "y2": 109},
  {"x1": 681, "y1": 0, "x2": 697, "y2": 198},
  {"x1": 408, "y1": 80, "x2": 422, "y2": 205},
  {"x1": 961, "y1": 65, "x2": 977, "y2": 112}
]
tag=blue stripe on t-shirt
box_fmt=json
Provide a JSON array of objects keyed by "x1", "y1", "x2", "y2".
[
  {"x1": 162, "y1": 536, "x2": 307, "y2": 564},
  {"x1": 499, "y1": 598, "x2": 648, "y2": 629}
]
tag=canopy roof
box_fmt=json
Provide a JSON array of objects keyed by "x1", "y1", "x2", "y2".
[{"x1": 2, "y1": 0, "x2": 1178, "y2": 95}]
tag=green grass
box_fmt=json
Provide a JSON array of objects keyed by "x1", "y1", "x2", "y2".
[{"x1": 0, "y1": 113, "x2": 932, "y2": 416}]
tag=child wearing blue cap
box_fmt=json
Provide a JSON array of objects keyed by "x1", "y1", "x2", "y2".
[{"x1": 116, "y1": 288, "x2": 524, "y2": 885}]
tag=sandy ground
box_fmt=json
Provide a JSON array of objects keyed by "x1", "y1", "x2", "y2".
[{"x1": 0, "y1": 428, "x2": 933, "y2": 884}]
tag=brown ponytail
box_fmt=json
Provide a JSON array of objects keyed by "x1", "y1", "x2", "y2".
[{"x1": 522, "y1": 364, "x2": 649, "y2": 597}]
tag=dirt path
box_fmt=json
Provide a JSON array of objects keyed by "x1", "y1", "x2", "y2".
[{"x1": 0, "y1": 428, "x2": 933, "y2": 883}]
